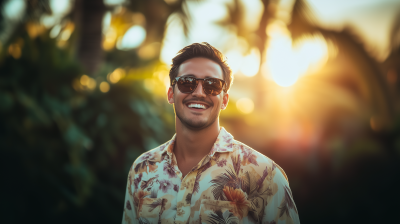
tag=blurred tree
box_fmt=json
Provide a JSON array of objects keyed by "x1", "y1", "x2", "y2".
[
  {"x1": 74, "y1": 0, "x2": 106, "y2": 74},
  {"x1": 215, "y1": 0, "x2": 400, "y2": 223},
  {"x1": 1, "y1": 0, "x2": 399, "y2": 223},
  {"x1": 0, "y1": 0, "x2": 188, "y2": 223},
  {"x1": 288, "y1": 0, "x2": 393, "y2": 125}
]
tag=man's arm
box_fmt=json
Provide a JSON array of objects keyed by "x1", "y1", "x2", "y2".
[
  {"x1": 122, "y1": 169, "x2": 137, "y2": 224},
  {"x1": 262, "y1": 167, "x2": 300, "y2": 224}
]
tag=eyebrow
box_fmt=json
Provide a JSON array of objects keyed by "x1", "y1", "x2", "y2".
[{"x1": 180, "y1": 74, "x2": 215, "y2": 78}]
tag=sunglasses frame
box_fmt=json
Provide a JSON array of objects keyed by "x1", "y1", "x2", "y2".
[{"x1": 171, "y1": 76, "x2": 227, "y2": 96}]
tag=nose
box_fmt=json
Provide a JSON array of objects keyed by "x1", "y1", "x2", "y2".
[{"x1": 191, "y1": 80, "x2": 207, "y2": 98}]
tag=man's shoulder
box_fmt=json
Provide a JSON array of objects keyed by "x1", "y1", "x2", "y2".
[
  {"x1": 232, "y1": 139, "x2": 288, "y2": 181},
  {"x1": 131, "y1": 141, "x2": 169, "y2": 167},
  {"x1": 232, "y1": 139, "x2": 272, "y2": 163}
]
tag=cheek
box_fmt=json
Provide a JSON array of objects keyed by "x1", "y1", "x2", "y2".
[
  {"x1": 176, "y1": 95, "x2": 187, "y2": 108},
  {"x1": 213, "y1": 97, "x2": 223, "y2": 108}
]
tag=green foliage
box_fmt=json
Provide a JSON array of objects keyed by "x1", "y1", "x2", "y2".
[{"x1": 0, "y1": 27, "x2": 174, "y2": 223}]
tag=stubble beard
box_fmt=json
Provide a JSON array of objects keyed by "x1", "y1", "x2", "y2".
[{"x1": 175, "y1": 105, "x2": 220, "y2": 131}]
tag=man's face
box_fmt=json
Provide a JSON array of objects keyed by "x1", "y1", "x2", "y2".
[{"x1": 168, "y1": 57, "x2": 229, "y2": 130}]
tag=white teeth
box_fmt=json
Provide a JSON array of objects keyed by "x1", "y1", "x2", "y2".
[{"x1": 188, "y1": 103, "x2": 206, "y2": 109}]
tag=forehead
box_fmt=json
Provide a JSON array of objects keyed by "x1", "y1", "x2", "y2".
[{"x1": 177, "y1": 57, "x2": 223, "y2": 79}]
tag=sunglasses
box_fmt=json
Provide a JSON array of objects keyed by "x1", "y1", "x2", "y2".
[{"x1": 171, "y1": 76, "x2": 227, "y2": 96}]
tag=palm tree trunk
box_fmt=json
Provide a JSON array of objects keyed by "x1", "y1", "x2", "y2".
[{"x1": 74, "y1": 0, "x2": 106, "y2": 75}]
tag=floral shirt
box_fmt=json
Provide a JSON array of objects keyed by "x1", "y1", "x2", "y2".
[{"x1": 122, "y1": 128, "x2": 300, "y2": 224}]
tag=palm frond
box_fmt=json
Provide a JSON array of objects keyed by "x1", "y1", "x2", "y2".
[
  {"x1": 207, "y1": 210, "x2": 240, "y2": 224},
  {"x1": 223, "y1": 210, "x2": 240, "y2": 224},
  {"x1": 208, "y1": 213, "x2": 226, "y2": 224},
  {"x1": 241, "y1": 171, "x2": 250, "y2": 194},
  {"x1": 210, "y1": 168, "x2": 242, "y2": 200},
  {"x1": 175, "y1": 5, "x2": 191, "y2": 37},
  {"x1": 166, "y1": 0, "x2": 191, "y2": 38},
  {"x1": 208, "y1": 209, "x2": 240, "y2": 224},
  {"x1": 284, "y1": 186, "x2": 298, "y2": 214},
  {"x1": 278, "y1": 203, "x2": 289, "y2": 218},
  {"x1": 288, "y1": 0, "x2": 394, "y2": 123},
  {"x1": 231, "y1": 155, "x2": 241, "y2": 175},
  {"x1": 215, "y1": 0, "x2": 245, "y2": 37},
  {"x1": 287, "y1": 0, "x2": 317, "y2": 40},
  {"x1": 247, "y1": 171, "x2": 258, "y2": 194},
  {"x1": 257, "y1": 166, "x2": 269, "y2": 190},
  {"x1": 277, "y1": 186, "x2": 297, "y2": 218},
  {"x1": 210, "y1": 169, "x2": 236, "y2": 200}
]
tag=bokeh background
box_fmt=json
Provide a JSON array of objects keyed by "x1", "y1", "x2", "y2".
[{"x1": 1, "y1": 0, "x2": 400, "y2": 223}]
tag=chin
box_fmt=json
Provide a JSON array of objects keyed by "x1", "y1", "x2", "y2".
[
  {"x1": 177, "y1": 115, "x2": 213, "y2": 130},
  {"x1": 184, "y1": 120, "x2": 210, "y2": 130}
]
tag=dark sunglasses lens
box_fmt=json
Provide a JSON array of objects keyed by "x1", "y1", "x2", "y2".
[
  {"x1": 203, "y1": 78, "x2": 223, "y2": 96},
  {"x1": 177, "y1": 77, "x2": 197, "y2": 93}
]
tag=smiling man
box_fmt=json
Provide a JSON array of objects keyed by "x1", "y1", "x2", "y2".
[{"x1": 122, "y1": 42, "x2": 300, "y2": 224}]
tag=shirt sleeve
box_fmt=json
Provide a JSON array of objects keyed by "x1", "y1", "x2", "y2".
[
  {"x1": 122, "y1": 169, "x2": 137, "y2": 224},
  {"x1": 262, "y1": 167, "x2": 300, "y2": 224}
]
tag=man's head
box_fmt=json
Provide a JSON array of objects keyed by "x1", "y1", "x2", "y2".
[
  {"x1": 167, "y1": 43, "x2": 233, "y2": 130},
  {"x1": 169, "y1": 42, "x2": 233, "y2": 92}
]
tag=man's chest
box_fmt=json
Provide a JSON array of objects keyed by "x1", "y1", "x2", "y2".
[{"x1": 130, "y1": 156, "x2": 276, "y2": 224}]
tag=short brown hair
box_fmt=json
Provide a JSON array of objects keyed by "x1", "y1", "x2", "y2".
[{"x1": 169, "y1": 42, "x2": 233, "y2": 92}]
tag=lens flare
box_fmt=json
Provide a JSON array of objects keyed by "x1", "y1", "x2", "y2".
[
  {"x1": 117, "y1": 25, "x2": 146, "y2": 50},
  {"x1": 236, "y1": 98, "x2": 254, "y2": 114},
  {"x1": 264, "y1": 22, "x2": 328, "y2": 87}
]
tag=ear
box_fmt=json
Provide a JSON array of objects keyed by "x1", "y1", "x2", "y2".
[
  {"x1": 221, "y1": 92, "x2": 229, "y2": 110},
  {"x1": 167, "y1": 86, "x2": 174, "y2": 104}
]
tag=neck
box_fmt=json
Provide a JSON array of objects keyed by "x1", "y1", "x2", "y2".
[{"x1": 174, "y1": 118, "x2": 220, "y2": 161}]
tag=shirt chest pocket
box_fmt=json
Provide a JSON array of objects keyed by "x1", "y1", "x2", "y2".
[
  {"x1": 199, "y1": 199, "x2": 250, "y2": 224},
  {"x1": 138, "y1": 198, "x2": 161, "y2": 224}
]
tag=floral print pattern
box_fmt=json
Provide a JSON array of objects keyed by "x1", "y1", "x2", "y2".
[
  {"x1": 122, "y1": 128, "x2": 300, "y2": 224},
  {"x1": 159, "y1": 179, "x2": 172, "y2": 193}
]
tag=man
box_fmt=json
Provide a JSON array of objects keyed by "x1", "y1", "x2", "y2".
[{"x1": 122, "y1": 42, "x2": 300, "y2": 224}]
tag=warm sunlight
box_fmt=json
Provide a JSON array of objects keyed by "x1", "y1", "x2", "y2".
[
  {"x1": 225, "y1": 50, "x2": 242, "y2": 74},
  {"x1": 225, "y1": 46, "x2": 260, "y2": 77},
  {"x1": 264, "y1": 21, "x2": 329, "y2": 87},
  {"x1": 236, "y1": 97, "x2": 254, "y2": 114},
  {"x1": 117, "y1": 25, "x2": 146, "y2": 50},
  {"x1": 240, "y1": 48, "x2": 260, "y2": 77},
  {"x1": 108, "y1": 68, "x2": 126, "y2": 83}
]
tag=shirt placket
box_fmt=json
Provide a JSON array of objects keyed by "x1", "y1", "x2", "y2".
[{"x1": 172, "y1": 154, "x2": 211, "y2": 223}]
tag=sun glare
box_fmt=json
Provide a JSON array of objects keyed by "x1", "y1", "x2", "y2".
[
  {"x1": 225, "y1": 50, "x2": 242, "y2": 74},
  {"x1": 117, "y1": 25, "x2": 146, "y2": 50},
  {"x1": 226, "y1": 46, "x2": 260, "y2": 77},
  {"x1": 264, "y1": 21, "x2": 329, "y2": 87},
  {"x1": 240, "y1": 48, "x2": 260, "y2": 77}
]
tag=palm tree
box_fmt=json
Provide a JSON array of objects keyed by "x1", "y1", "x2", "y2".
[{"x1": 287, "y1": 0, "x2": 393, "y2": 126}]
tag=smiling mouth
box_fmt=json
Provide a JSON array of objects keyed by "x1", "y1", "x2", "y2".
[{"x1": 187, "y1": 103, "x2": 209, "y2": 109}]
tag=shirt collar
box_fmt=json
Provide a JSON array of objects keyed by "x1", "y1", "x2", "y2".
[
  {"x1": 159, "y1": 127, "x2": 234, "y2": 160},
  {"x1": 207, "y1": 127, "x2": 234, "y2": 156}
]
